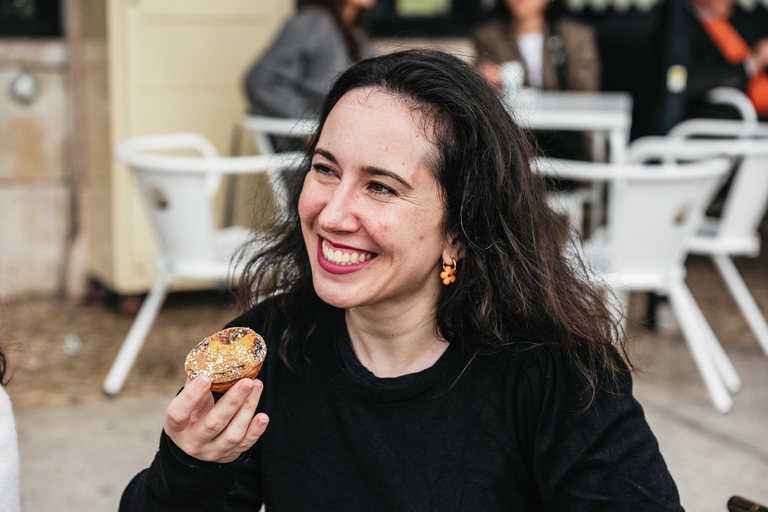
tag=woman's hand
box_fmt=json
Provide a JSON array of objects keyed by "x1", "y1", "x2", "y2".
[
  {"x1": 750, "y1": 38, "x2": 768, "y2": 71},
  {"x1": 163, "y1": 376, "x2": 269, "y2": 464}
]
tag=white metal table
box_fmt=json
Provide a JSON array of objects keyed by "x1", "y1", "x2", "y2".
[
  {"x1": 506, "y1": 90, "x2": 634, "y2": 231},
  {"x1": 506, "y1": 89, "x2": 633, "y2": 163}
]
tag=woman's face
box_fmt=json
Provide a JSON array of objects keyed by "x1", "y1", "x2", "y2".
[
  {"x1": 299, "y1": 88, "x2": 453, "y2": 311},
  {"x1": 505, "y1": 0, "x2": 551, "y2": 21}
]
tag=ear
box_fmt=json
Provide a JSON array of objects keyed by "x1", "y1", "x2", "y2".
[{"x1": 441, "y1": 234, "x2": 466, "y2": 265}]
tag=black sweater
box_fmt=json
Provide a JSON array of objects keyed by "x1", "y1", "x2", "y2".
[{"x1": 121, "y1": 300, "x2": 683, "y2": 511}]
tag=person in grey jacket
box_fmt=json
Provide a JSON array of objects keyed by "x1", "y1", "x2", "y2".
[{"x1": 244, "y1": 0, "x2": 377, "y2": 120}]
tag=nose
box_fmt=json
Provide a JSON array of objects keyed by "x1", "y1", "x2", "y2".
[{"x1": 317, "y1": 183, "x2": 360, "y2": 233}]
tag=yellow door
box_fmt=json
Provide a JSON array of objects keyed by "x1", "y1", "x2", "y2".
[{"x1": 84, "y1": 0, "x2": 293, "y2": 294}]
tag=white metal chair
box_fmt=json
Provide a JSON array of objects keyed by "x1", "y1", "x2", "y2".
[
  {"x1": 546, "y1": 191, "x2": 588, "y2": 237},
  {"x1": 226, "y1": 115, "x2": 317, "y2": 224},
  {"x1": 238, "y1": 115, "x2": 317, "y2": 156},
  {"x1": 103, "y1": 133, "x2": 303, "y2": 395},
  {"x1": 538, "y1": 157, "x2": 736, "y2": 413},
  {"x1": 707, "y1": 87, "x2": 759, "y2": 124},
  {"x1": 627, "y1": 121, "x2": 768, "y2": 357}
]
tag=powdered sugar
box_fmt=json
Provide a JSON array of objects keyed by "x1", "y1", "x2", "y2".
[{"x1": 184, "y1": 327, "x2": 266, "y2": 386}]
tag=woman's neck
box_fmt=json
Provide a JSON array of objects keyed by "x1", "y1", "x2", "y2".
[
  {"x1": 345, "y1": 300, "x2": 449, "y2": 379},
  {"x1": 513, "y1": 15, "x2": 545, "y2": 36}
]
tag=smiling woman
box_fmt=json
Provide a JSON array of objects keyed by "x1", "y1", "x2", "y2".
[
  {"x1": 301, "y1": 88, "x2": 452, "y2": 326},
  {"x1": 121, "y1": 50, "x2": 684, "y2": 511}
]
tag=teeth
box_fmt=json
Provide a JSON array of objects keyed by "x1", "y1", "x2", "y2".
[{"x1": 322, "y1": 240, "x2": 373, "y2": 265}]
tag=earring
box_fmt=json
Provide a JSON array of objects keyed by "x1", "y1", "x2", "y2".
[{"x1": 440, "y1": 258, "x2": 457, "y2": 285}]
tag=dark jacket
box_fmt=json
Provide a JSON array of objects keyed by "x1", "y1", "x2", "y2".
[{"x1": 472, "y1": 17, "x2": 601, "y2": 91}]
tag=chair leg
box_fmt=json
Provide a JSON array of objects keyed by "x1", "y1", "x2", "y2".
[
  {"x1": 103, "y1": 273, "x2": 170, "y2": 396},
  {"x1": 676, "y1": 280, "x2": 741, "y2": 393},
  {"x1": 712, "y1": 254, "x2": 768, "y2": 357},
  {"x1": 668, "y1": 283, "x2": 733, "y2": 414}
]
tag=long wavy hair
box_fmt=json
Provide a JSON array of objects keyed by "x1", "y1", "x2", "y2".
[{"x1": 237, "y1": 49, "x2": 628, "y2": 403}]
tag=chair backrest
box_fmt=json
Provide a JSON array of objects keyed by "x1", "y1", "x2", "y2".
[
  {"x1": 538, "y1": 157, "x2": 729, "y2": 275},
  {"x1": 134, "y1": 168, "x2": 218, "y2": 265},
  {"x1": 114, "y1": 134, "x2": 221, "y2": 265},
  {"x1": 719, "y1": 153, "x2": 768, "y2": 240},
  {"x1": 238, "y1": 115, "x2": 317, "y2": 155},
  {"x1": 707, "y1": 87, "x2": 758, "y2": 123},
  {"x1": 606, "y1": 159, "x2": 731, "y2": 275},
  {"x1": 114, "y1": 133, "x2": 305, "y2": 267},
  {"x1": 629, "y1": 122, "x2": 768, "y2": 241},
  {"x1": 668, "y1": 118, "x2": 767, "y2": 139},
  {"x1": 235, "y1": 115, "x2": 316, "y2": 213},
  {"x1": 671, "y1": 119, "x2": 768, "y2": 241}
]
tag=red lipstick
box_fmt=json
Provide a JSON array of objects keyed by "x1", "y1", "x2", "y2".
[{"x1": 316, "y1": 237, "x2": 376, "y2": 275}]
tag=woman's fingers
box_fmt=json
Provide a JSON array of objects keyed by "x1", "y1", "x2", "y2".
[
  {"x1": 212, "y1": 380, "x2": 264, "y2": 448},
  {"x1": 242, "y1": 413, "x2": 270, "y2": 448},
  {"x1": 164, "y1": 377, "x2": 269, "y2": 463},
  {"x1": 191, "y1": 379, "x2": 255, "y2": 442},
  {"x1": 164, "y1": 375, "x2": 212, "y2": 432},
  {"x1": 208, "y1": 412, "x2": 269, "y2": 464},
  {"x1": 189, "y1": 388, "x2": 215, "y2": 423}
]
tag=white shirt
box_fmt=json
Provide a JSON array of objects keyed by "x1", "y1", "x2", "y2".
[
  {"x1": 517, "y1": 31, "x2": 545, "y2": 88},
  {"x1": 0, "y1": 386, "x2": 20, "y2": 512}
]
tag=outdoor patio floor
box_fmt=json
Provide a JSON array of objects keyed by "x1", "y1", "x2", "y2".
[{"x1": 5, "y1": 251, "x2": 768, "y2": 511}]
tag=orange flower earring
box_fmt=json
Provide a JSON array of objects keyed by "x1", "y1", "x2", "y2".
[{"x1": 440, "y1": 258, "x2": 458, "y2": 285}]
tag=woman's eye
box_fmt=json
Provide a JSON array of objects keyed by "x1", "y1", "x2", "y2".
[
  {"x1": 368, "y1": 182, "x2": 396, "y2": 196},
  {"x1": 312, "y1": 163, "x2": 336, "y2": 176}
]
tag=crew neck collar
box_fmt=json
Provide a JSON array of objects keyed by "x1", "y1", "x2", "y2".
[{"x1": 319, "y1": 309, "x2": 467, "y2": 403}]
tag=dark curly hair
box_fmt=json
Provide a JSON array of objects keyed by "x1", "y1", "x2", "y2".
[{"x1": 237, "y1": 49, "x2": 628, "y2": 404}]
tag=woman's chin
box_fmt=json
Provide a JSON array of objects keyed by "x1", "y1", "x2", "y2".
[
  {"x1": 314, "y1": 290, "x2": 360, "y2": 310},
  {"x1": 311, "y1": 279, "x2": 362, "y2": 310}
]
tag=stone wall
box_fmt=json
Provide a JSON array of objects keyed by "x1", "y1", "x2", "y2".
[{"x1": 0, "y1": 40, "x2": 71, "y2": 300}]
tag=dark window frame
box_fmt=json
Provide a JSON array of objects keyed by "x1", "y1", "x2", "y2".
[{"x1": 0, "y1": 0, "x2": 62, "y2": 38}]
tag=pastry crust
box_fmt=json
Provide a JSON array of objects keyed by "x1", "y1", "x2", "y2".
[{"x1": 184, "y1": 327, "x2": 267, "y2": 393}]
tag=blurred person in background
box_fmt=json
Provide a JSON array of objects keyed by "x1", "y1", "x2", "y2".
[
  {"x1": 641, "y1": 0, "x2": 768, "y2": 332},
  {"x1": 684, "y1": 0, "x2": 768, "y2": 120},
  {"x1": 243, "y1": 0, "x2": 377, "y2": 122},
  {"x1": 0, "y1": 345, "x2": 21, "y2": 512},
  {"x1": 121, "y1": 50, "x2": 682, "y2": 511},
  {"x1": 472, "y1": 0, "x2": 600, "y2": 93},
  {"x1": 472, "y1": 0, "x2": 601, "y2": 159}
]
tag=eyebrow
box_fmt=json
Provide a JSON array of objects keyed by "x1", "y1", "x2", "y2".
[{"x1": 314, "y1": 148, "x2": 413, "y2": 191}]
